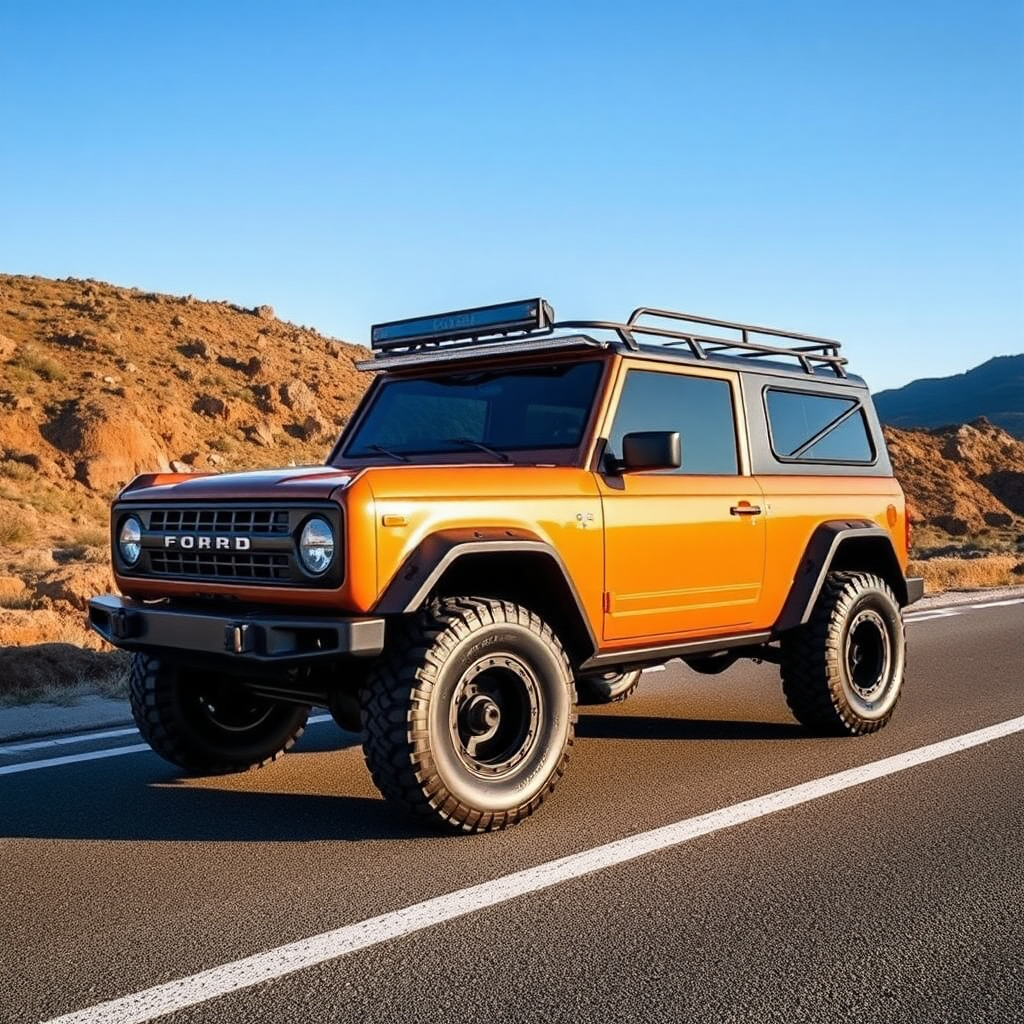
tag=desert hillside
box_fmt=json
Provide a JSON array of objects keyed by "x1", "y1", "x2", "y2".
[
  {"x1": 0, "y1": 274, "x2": 1022, "y2": 695},
  {"x1": 875, "y1": 354, "x2": 1024, "y2": 438},
  {"x1": 0, "y1": 273, "x2": 367, "y2": 655}
]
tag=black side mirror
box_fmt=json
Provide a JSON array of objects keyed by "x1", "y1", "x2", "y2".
[{"x1": 619, "y1": 431, "x2": 682, "y2": 473}]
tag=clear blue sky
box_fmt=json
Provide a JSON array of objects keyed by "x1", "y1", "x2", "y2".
[{"x1": 1, "y1": 0, "x2": 1021, "y2": 390}]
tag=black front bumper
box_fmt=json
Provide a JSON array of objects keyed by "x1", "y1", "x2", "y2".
[
  {"x1": 905, "y1": 576, "x2": 925, "y2": 605},
  {"x1": 88, "y1": 595, "x2": 385, "y2": 665}
]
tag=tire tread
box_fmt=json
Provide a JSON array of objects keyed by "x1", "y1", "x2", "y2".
[
  {"x1": 360, "y1": 596, "x2": 574, "y2": 833},
  {"x1": 129, "y1": 653, "x2": 307, "y2": 774},
  {"x1": 780, "y1": 571, "x2": 904, "y2": 736}
]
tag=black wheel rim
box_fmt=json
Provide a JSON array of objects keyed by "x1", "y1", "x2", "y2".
[
  {"x1": 449, "y1": 655, "x2": 541, "y2": 778},
  {"x1": 844, "y1": 609, "x2": 892, "y2": 704}
]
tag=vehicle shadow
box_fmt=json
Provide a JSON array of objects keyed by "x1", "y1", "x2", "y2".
[
  {"x1": 2, "y1": 714, "x2": 804, "y2": 845},
  {"x1": 576, "y1": 713, "x2": 805, "y2": 741},
  {"x1": 2, "y1": 768, "x2": 431, "y2": 844}
]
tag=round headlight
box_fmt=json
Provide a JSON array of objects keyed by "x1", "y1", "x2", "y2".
[
  {"x1": 119, "y1": 516, "x2": 142, "y2": 566},
  {"x1": 299, "y1": 517, "x2": 334, "y2": 575}
]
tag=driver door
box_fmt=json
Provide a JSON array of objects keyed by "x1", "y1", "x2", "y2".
[{"x1": 596, "y1": 364, "x2": 766, "y2": 642}]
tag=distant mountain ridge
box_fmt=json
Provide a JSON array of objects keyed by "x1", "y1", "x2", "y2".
[{"x1": 874, "y1": 354, "x2": 1024, "y2": 439}]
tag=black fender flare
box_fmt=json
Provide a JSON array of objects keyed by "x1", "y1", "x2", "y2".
[
  {"x1": 373, "y1": 528, "x2": 598, "y2": 656},
  {"x1": 775, "y1": 521, "x2": 910, "y2": 633}
]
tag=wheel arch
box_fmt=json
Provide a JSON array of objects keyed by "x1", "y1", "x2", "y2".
[
  {"x1": 373, "y1": 528, "x2": 598, "y2": 667},
  {"x1": 775, "y1": 521, "x2": 909, "y2": 633}
]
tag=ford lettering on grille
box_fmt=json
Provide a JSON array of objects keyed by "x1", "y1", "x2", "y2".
[{"x1": 162, "y1": 535, "x2": 252, "y2": 551}]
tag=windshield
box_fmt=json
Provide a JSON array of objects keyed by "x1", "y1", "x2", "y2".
[{"x1": 343, "y1": 361, "x2": 603, "y2": 459}]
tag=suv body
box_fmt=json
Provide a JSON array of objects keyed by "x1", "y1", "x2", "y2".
[{"x1": 90, "y1": 300, "x2": 923, "y2": 831}]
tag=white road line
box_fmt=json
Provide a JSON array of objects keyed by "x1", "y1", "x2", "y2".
[
  {"x1": 0, "y1": 714, "x2": 336, "y2": 773},
  {"x1": 969, "y1": 598, "x2": 1024, "y2": 609},
  {"x1": 0, "y1": 725, "x2": 140, "y2": 754},
  {"x1": 642, "y1": 665, "x2": 666, "y2": 673},
  {"x1": 40, "y1": 713, "x2": 1024, "y2": 1024},
  {"x1": 0, "y1": 744, "x2": 152, "y2": 776},
  {"x1": 905, "y1": 608, "x2": 963, "y2": 621}
]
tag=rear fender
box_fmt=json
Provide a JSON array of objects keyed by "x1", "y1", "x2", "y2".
[{"x1": 775, "y1": 521, "x2": 909, "y2": 633}]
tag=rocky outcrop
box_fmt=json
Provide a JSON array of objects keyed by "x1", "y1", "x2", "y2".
[{"x1": 885, "y1": 419, "x2": 1024, "y2": 536}]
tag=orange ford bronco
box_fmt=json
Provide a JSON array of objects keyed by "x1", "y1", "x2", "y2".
[{"x1": 90, "y1": 299, "x2": 923, "y2": 832}]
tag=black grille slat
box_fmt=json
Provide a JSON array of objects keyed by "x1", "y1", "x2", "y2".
[
  {"x1": 150, "y1": 550, "x2": 291, "y2": 581},
  {"x1": 149, "y1": 509, "x2": 289, "y2": 535}
]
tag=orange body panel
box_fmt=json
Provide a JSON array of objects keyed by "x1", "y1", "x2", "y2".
[
  {"x1": 366, "y1": 466, "x2": 605, "y2": 633},
  {"x1": 755, "y1": 474, "x2": 908, "y2": 626}
]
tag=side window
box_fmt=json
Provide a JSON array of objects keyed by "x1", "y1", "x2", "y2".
[
  {"x1": 606, "y1": 370, "x2": 738, "y2": 474},
  {"x1": 765, "y1": 389, "x2": 874, "y2": 463}
]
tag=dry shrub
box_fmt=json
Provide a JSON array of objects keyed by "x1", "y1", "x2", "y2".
[
  {"x1": 74, "y1": 527, "x2": 109, "y2": 547},
  {"x1": 909, "y1": 555, "x2": 1021, "y2": 593},
  {"x1": 11, "y1": 346, "x2": 67, "y2": 382},
  {"x1": 0, "y1": 510, "x2": 36, "y2": 546},
  {"x1": 0, "y1": 459, "x2": 34, "y2": 482},
  {"x1": 0, "y1": 575, "x2": 31, "y2": 608}
]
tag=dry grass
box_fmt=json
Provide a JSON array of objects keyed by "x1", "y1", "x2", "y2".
[
  {"x1": 909, "y1": 555, "x2": 1024, "y2": 593},
  {"x1": 0, "y1": 575, "x2": 31, "y2": 608},
  {"x1": 0, "y1": 645, "x2": 129, "y2": 706},
  {"x1": 10, "y1": 346, "x2": 67, "y2": 383},
  {"x1": 0, "y1": 459, "x2": 34, "y2": 482},
  {"x1": 0, "y1": 513, "x2": 36, "y2": 546}
]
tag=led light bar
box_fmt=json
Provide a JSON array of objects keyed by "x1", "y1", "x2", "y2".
[{"x1": 371, "y1": 298, "x2": 554, "y2": 351}]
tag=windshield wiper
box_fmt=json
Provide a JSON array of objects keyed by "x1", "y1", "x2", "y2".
[
  {"x1": 364, "y1": 444, "x2": 410, "y2": 463},
  {"x1": 444, "y1": 438, "x2": 510, "y2": 463}
]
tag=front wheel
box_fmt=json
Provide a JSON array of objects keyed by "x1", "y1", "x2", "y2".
[
  {"x1": 360, "y1": 597, "x2": 575, "y2": 833},
  {"x1": 780, "y1": 571, "x2": 905, "y2": 735},
  {"x1": 129, "y1": 653, "x2": 309, "y2": 773}
]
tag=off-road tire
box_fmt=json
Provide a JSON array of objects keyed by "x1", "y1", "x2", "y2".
[
  {"x1": 129, "y1": 653, "x2": 309, "y2": 773},
  {"x1": 780, "y1": 571, "x2": 905, "y2": 736},
  {"x1": 575, "y1": 669, "x2": 642, "y2": 705},
  {"x1": 360, "y1": 597, "x2": 575, "y2": 833}
]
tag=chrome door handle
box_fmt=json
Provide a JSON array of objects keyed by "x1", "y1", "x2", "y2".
[{"x1": 730, "y1": 504, "x2": 762, "y2": 516}]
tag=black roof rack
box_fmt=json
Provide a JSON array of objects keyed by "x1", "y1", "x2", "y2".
[{"x1": 360, "y1": 299, "x2": 847, "y2": 377}]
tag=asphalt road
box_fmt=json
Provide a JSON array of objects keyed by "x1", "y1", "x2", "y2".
[{"x1": 1, "y1": 597, "x2": 1022, "y2": 1024}]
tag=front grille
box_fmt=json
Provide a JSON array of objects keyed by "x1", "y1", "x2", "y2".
[
  {"x1": 149, "y1": 508, "x2": 290, "y2": 534},
  {"x1": 149, "y1": 550, "x2": 291, "y2": 581},
  {"x1": 115, "y1": 502, "x2": 344, "y2": 589}
]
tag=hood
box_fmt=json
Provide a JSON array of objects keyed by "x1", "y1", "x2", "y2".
[{"x1": 117, "y1": 465, "x2": 355, "y2": 502}]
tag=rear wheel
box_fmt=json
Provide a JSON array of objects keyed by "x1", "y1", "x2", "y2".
[
  {"x1": 780, "y1": 571, "x2": 905, "y2": 735},
  {"x1": 575, "y1": 669, "x2": 642, "y2": 705},
  {"x1": 360, "y1": 597, "x2": 575, "y2": 833},
  {"x1": 129, "y1": 653, "x2": 309, "y2": 773}
]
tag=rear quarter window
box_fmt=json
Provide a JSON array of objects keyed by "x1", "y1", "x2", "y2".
[{"x1": 765, "y1": 388, "x2": 874, "y2": 464}]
